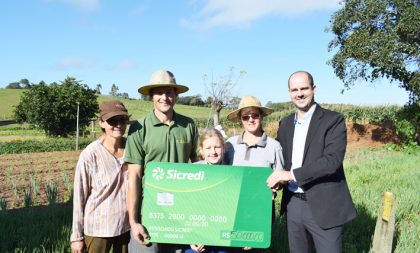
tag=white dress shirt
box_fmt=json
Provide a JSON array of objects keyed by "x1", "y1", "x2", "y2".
[{"x1": 288, "y1": 104, "x2": 317, "y2": 193}]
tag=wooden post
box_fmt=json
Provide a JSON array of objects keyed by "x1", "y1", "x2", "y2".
[
  {"x1": 76, "y1": 102, "x2": 80, "y2": 150},
  {"x1": 91, "y1": 120, "x2": 96, "y2": 139},
  {"x1": 372, "y1": 192, "x2": 396, "y2": 253}
]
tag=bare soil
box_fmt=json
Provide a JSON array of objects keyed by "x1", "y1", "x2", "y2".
[{"x1": 0, "y1": 123, "x2": 400, "y2": 209}]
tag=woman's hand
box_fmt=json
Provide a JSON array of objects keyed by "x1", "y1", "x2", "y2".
[{"x1": 71, "y1": 240, "x2": 85, "y2": 253}]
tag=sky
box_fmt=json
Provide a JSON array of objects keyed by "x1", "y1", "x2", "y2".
[{"x1": 0, "y1": 0, "x2": 410, "y2": 106}]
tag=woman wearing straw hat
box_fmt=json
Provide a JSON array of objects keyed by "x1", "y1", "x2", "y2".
[{"x1": 224, "y1": 95, "x2": 284, "y2": 253}]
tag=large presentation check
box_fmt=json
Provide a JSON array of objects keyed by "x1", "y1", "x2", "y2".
[{"x1": 141, "y1": 162, "x2": 272, "y2": 248}]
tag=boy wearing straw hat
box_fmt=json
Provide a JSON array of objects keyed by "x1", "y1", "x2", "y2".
[{"x1": 124, "y1": 70, "x2": 200, "y2": 253}]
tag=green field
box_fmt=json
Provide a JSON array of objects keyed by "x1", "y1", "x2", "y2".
[
  {"x1": 0, "y1": 148, "x2": 419, "y2": 252},
  {"x1": 0, "y1": 88, "x2": 228, "y2": 122},
  {"x1": 0, "y1": 89, "x2": 24, "y2": 120}
]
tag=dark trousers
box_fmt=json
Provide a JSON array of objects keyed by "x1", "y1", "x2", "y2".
[
  {"x1": 286, "y1": 195, "x2": 343, "y2": 253},
  {"x1": 84, "y1": 231, "x2": 130, "y2": 253}
]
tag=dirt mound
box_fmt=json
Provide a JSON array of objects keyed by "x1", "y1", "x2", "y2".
[
  {"x1": 346, "y1": 123, "x2": 400, "y2": 148},
  {"x1": 254, "y1": 121, "x2": 400, "y2": 149}
]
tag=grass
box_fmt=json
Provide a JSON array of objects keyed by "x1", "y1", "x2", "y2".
[
  {"x1": 0, "y1": 148, "x2": 419, "y2": 252},
  {"x1": 0, "y1": 88, "x2": 24, "y2": 120},
  {"x1": 343, "y1": 148, "x2": 420, "y2": 253},
  {"x1": 0, "y1": 89, "x2": 228, "y2": 122}
]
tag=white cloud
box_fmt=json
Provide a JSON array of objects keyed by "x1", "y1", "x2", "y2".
[
  {"x1": 182, "y1": 0, "x2": 340, "y2": 29},
  {"x1": 53, "y1": 57, "x2": 99, "y2": 70},
  {"x1": 110, "y1": 60, "x2": 138, "y2": 70}
]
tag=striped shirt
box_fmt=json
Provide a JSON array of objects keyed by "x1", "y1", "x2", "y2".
[{"x1": 70, "y1": 140, "x2": 130, "y2": 242}]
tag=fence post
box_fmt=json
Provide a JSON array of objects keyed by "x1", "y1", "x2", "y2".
[
  {"x1": 76, "y1": 102, "x2": 80, "y2": 150},
  {"x1": 372, "y1": 192, "x2": 395, "y2": 253}
]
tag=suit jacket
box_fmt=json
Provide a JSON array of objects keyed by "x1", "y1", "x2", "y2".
[{"x1": 277, "y1": 104, "x2": 356, "y2": 229}]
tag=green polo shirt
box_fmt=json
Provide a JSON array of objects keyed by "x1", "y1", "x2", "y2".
[{"x1": 124, "y1": 110, "x2": 199, "y2": 166}]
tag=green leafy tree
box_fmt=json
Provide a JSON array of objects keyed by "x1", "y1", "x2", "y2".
[
  {"x1": 6, "y1": 82, "x2": 22, "y2": 89},
  {"x1": 20, "y1": 78, "x2": 31, "y2": 89},
  {"x1": 14, "y1": 77, "x2": 98, "y2": 137},
  {"x1": 110, "y1": 83, "x2": 119, "y2": 96},
  {"x1": 328, "y1": 0, "x2": 420, "y2": 102},
  {"x1": 141, "y1": 94, "x2": 151, "y2": 101},
  {"x1": 95, "y1": 84, "x2": 102, "y2": 95}
]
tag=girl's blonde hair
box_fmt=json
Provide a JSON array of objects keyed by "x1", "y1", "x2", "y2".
[{"x1": 199, "y1": 128, "x2": 225, "y2": 148}]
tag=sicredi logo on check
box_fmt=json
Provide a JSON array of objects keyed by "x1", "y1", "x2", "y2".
[{"x1": 151, "y1": 167, "x2": 205, "y2": 181}]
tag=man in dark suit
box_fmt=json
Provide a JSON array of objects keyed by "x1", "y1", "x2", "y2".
[{"x1": 267, "y1": 71, "x2": 356, "y2": 253}]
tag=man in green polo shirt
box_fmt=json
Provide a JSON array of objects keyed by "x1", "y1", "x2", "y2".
[{"x1": 125, "y1": 70, "x2": 200, "y2": 253}]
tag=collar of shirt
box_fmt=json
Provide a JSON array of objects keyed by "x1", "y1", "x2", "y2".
[
  {"x1": 237, "y1": 131, "x2": 268, "y2": 148},
  {"x1": 294, "y1": 103, "x2": 317, "y2": 125},
  {"x1": 150, "y1": 110, "x2": 177, "y2": 126}
]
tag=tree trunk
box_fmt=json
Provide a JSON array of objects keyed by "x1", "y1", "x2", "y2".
[
  {"x1": 211, "y1": 100, "x2": 223, "y2": 127},
  {"x1": 213, "y1": 110, "x2": 220, "y2": 126}
]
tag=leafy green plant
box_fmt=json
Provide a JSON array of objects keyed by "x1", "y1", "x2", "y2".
[
  {"x1": 0, "y1": 138, "x2": 93, "y2": 154},
  {"x1": 14, "y1": 77, "x2": 98, "y2": 137},
  {"x1": 23, "y1": 187, "x2": 32, "y2": 207},
  {"x1": 62, "y1": 172, "x2": 73, "y2": 202},
  {"x1": 11, "y1": 180, "x2": 18, "y2": 200},
  {"x1": 30, "y1": 176, "x2": 39, "y2": 197},
  {"x1": 46, "y1": 180, "x2": 58, "y2": 205},
  {"x1": 0, "y1": 197, "x2": 7, "y2": 210},
  {"x1": 5, "y1": 166, "x2": 13, "y2": 178}
]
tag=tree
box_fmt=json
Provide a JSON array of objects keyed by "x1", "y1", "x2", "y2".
[
  {"x1": 110, "y1": 84, "x2": 119, "y2": 96},
  {"x1": 189, "y1": 96, "x2": 205, "y2": 106},
  {"x1": 177, "y1": 95, "x2": 205, "y2": 106},
  {"x1": 141, "y1": 94, "x2": 151, "y2": 101},
  {"x1": 14, "y1": 77, "x2": 98, "y2": 137},
  {"x1": 20, "y1": 79, "x2": 31, "y2": 89},
  {"x1": 328, "y1": 0, "x2": 420, "y2": 102},
  {"x1": 228, "y1": 96, "x2": 241, "y2": 109},
  {"x1": 95, "y1": 84, "x2": 102, "y2": 95},
  {"x1": 5, "y1": 82, "x2": 22, "y2": 89},
  {"x1": 203, "y1": 67, "x2": 246, "y2": 126},
  {"x1": 121, "y1": 92, "x2": 130, "y2": 99},
  {"x1": 265, "y1": 101, "x2": 273, "y2": 108}
]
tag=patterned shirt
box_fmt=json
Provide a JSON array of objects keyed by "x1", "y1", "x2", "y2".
[{"x1": 70, "y1": 140, "x2": 130, "y2": 242}]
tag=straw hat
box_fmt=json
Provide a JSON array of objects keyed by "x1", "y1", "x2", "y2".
[
  {"x1": 138, "y1": 70, "x2": 189, "y2": 95},
  {"x1": 227, "y1": 95, "x2": 274, "y2": 122}
]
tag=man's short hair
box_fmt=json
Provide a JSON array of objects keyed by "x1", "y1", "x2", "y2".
[{"x1": 288, "y1": 71, "x2": 314, "y2": 88}]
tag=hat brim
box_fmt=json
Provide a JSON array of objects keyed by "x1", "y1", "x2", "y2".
[
  {"x1": 138, "y1": 84, "x2": 189, "y2": 95},
  {"x1": 227, "y1": 106, "x2": 274, "y2": 122},
  {"x1": 101, "y1": 111, "x2": 129, "y2": 121}
]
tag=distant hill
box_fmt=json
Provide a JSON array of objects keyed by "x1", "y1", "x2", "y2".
[
  {"x1": 0, "y1": 88, "x2": 24, "y2": 120},
  {"x1": 0, "y1": 88, "x2": 223, "y2": 122},
  {"x1": 0, "y1": 88, "x2": 403, "y2": 129}
]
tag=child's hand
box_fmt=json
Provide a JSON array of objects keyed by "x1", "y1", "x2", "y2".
[{"x1": 190, "y1": 244, "x2": 205, "y2": 252}]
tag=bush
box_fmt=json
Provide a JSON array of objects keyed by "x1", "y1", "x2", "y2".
[
  {"x1": 0, "y1": 138, "x2": 93, "y2": 154},
  {"x1": 14, "y1": 77, "x2": 98, "y2": 137}
]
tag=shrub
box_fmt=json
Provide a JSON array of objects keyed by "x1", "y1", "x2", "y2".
[
  {"x1": 0, "y1": 138, "x2": 92, "y2": 154},
  {"x1": 14, "y1": 77, "x2": 98, "y2": 137}
]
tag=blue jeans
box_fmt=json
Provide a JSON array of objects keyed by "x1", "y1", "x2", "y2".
[{"x1": 184, "y1": 246, "x2": 231, "y2": 253}]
